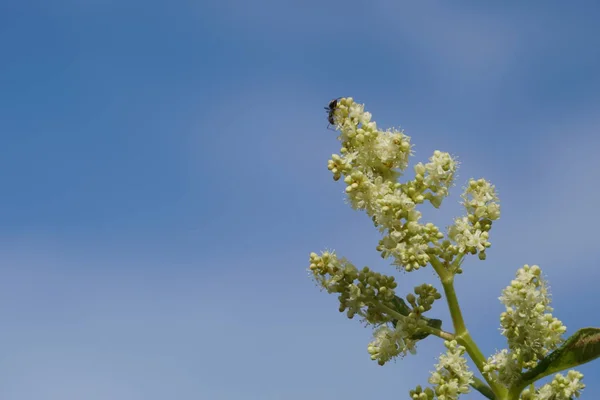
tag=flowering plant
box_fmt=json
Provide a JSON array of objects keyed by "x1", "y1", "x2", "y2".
[{"x1": 308, "y1": 98, "x2": 600, "y2": 400}]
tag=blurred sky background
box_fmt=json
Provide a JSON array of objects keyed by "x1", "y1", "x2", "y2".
[{"x1": 1, "y1": 1, "x2": 600, "y2": 399}]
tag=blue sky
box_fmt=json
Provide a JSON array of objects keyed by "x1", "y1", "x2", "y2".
[{"x1": 1, "y1": 1, "x2": 599, "y2": 399}]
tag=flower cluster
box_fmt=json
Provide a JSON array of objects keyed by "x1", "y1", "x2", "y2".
[
  {"x1": 367, "y1": 324, "x2": 417, "y2": 366},
  {"x1": 410, "y1": 340, "x2": 473, "y2": 400},
  {"x1": 484, "y1": 265, "x2": 567, "y2": 385},
  {"x1": 308, "y1": 251, "x2": 397, "y2": 323},
  {"x1": 520, "y1": 370, "x2": 585, "y2": 400},
  {"x1": 309, "y1": 251, "x2": 444, "y2": 365},
  {"x1": 327, "y1": 98, "x2": 461, "y2": 272},
  {"x1": 413, "y1": 150, "x2": 458, "y2": 207},
  {"x1": 447, "y1": 178, "x2": 500, "y2": 261},
  {"x1": 402, "y1": 284, "x2": 442, "y2": 331},
  {"x1": 364, "y1": 285, "x2": 441, "y2": 365},
  {"x1": 409, "y1": 284, "x2": 441, "y2": 313},
  {"x1": 396, "y1": 284, "x2": 443, "y2": 341}
]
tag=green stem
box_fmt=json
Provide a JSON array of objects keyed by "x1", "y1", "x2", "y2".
[
  {"x1": 505, "y1": 382, "x2": 534, "y2": 400},
  {"x1": 507, "y1": 383, "x2": 527, "y2": 400},
  {"x1": 471, "y1": 376, "x2": 496, "y2": 400},
  {"x1": 429, "y1": 255, "x2": 508, "y2": 399}
]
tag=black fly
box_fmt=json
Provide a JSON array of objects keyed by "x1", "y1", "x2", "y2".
[{"x1": 325, "y1": 97, "x2": 341, "y2": 129}]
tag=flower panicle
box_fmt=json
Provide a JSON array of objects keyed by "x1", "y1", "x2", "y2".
[
  {"x1": 328, "y1": 98, "x2": 464, "y2": 272},
  {"x1": 483, "y1": 265, "x2": 568, "y2": 386}
]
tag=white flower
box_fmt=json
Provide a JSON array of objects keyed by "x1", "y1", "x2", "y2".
[
  {"x1": 367, "y1": 325, "x2": 414, "y2": 365},
  {"x1": 499, "y1": 265, "x2": 566, "y2": 365},
  {"x1": 427, "y1": 340, "x2": 473, "y2": 400},
  {"x1": 532, "y1": 370, "x2": 585, "y2": 400},
  {"x1": 462, "y1": 178, "x2": 500, "y2": 221},
  {"x1": 448, "y1": 216, "x2": 490, "y2": 255},
  {"x1": 423, "y1": 150, "x2": 458, "y2": 191}
]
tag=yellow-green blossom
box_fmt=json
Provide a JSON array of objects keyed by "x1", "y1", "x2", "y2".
[
  {"x1": 484, "y1": 265, "x2": 567, "y2": 385},
  {"x1": 520, "y1": 370, "x2": 585, "y2": 399}
]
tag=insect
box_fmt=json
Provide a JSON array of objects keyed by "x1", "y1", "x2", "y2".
[{"x1": 325, "y1": 97, "x2": 341, "y2": 128}]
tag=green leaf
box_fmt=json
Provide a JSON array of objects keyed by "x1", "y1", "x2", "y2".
[
  {"x1": 521, "y1": 327, "x2": 600, "y2": 383},
  {"x1": 390, "y1": 295, "x2": 442, "y2": 341},
  {"x1": 390, "y1": 295, "x2": 412, "y2": 317}
]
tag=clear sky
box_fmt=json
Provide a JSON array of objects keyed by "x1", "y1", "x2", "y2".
[{"x1": 1, "y1": 1, "x2": 599, "y2": 399}]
